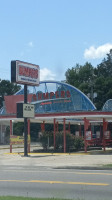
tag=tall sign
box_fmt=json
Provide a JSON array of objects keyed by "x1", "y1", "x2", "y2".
[
  {"x1": 11, "y1": 60, "x2": 40, "y2": 157},
  {"x1": 11, "y1": 60, "x2": 39, "y2": 86}
]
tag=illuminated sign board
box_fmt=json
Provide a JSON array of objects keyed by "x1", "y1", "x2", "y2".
[{"x1": 11, "y1": 60, "x2": 40, "y2": 86}]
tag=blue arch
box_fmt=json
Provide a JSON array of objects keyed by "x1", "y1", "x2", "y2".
[
  {"x1": 102, "y1": 99, "x2": 112, "y2": 111},
  {"x1": 16, "y1": 80, "x2": 96, "y2": 113}
]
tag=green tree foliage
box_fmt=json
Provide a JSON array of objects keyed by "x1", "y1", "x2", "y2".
[
  {"x1": 13, "y1": 122, "x2": 24, "y2": 136},
  {"x1": 39, "y1": 131, "x2": 53, "y2": 151},
  {"x1": 96, "y1": 53, "x2": 112, "y2": 77},
  {"x1": 30, "y1": 123, "x2": 41, "y2": 141},
  {"x1": 65, "y1": 50, "x2": 112, "y2": 110},
  {"x1": 65, "y1": 62, "x2": 95, "y2": 100},
  {"x1": 0, "y1": 80, "x2": 21, "y2": 108},
  {"x1": 13, "y1": 122, "x2": 41, "y2": 142},
  {"x1": 94, "y1": 50, "x2": 112, "y2": 109}
]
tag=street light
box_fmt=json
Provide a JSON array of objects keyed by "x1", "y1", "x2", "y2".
[
  {"x1": 88, "y1": 73, "x2": 97, "y2": 103},
  {"x1": 110, "y1": 49, "x2": 112, "y2": 63}
]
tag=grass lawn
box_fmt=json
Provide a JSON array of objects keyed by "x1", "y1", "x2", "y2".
[
  {"x1": 103, "y1": 164, "x2": 112, "y2": 168},
  {"x1": 0, "y1": 197, "x2": 79, "y2": 200}
]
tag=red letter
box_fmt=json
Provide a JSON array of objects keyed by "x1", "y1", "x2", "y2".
[
  {"x1": 19, "y1": 66, "x2": 23, "y2": 76},
  {"x1": 50, "y1": 92, "x2": 54, "y2": 99},
  {"x1": 43, "y1": 92, "x2": 49, "y2": 99},
  {"x1": 66, "y1": 90, "x2": 71, "y2": 98},
  {"x1": 55, "y1": 91, "x2": 59, "y2": 98},
  {"x1": 38, "y1": 93, "x2": 42, "y2": 100},
  {"x1": 61, "y1": 91, "x2": 65, "y2": 98},
  {"x1": 24, "y1": 67, "x2": 29, "y2": 77}
]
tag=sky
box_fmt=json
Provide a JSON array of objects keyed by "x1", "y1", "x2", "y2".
[{"x1": 0, "y1": 0, "x2": 112, "y2": 82}]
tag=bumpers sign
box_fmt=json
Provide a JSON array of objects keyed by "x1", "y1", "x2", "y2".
[{"x1": 11, "y1": 60, "x2": 40, "y2": 86}]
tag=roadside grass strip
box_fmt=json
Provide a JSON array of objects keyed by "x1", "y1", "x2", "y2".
[
  {"x1": 0, "y1": 197, "x2": 80, "y2": 200},
  {"x1": 103, "y1": 164, "x2": 112, "y2": 168}
]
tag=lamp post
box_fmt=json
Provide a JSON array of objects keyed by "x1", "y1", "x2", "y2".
[
  {"x1": 88, "y1": 72, "x2": 97, "y2": 103},
  {"x1": 110, "y1": 49, "x2": 112, "y2": 63}
]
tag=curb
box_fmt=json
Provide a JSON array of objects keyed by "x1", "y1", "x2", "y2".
[
  {"x1": 4, "y1": 152, "x2": 90, "y2": 156},
  {"x1": 54, "y1": 166, "x2": 112, "y2": 170}
]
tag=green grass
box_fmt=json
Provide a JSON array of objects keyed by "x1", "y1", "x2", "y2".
[
  {"x1": 103, "y1": 164, "x2": 112, "y2": 168},
  {"x1": 90, "y1": 150, "x2": 112, "y2": 155},
  {"x1": 0, "y1": 197, "x2": 83, "y2": 200}
]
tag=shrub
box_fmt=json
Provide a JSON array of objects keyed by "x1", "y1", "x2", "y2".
[
  {"x1": 66, "y1": 133, "x2": 75, "y2": 151},
  {"x1": 39, "y1": 131, "x2": 53, "y2": 150},
  {"x1": 55, "y1": 132, "x2": 84, "y2": 152},
  {"x1": 73, "y1": 136, "x2": 84, "y2": 150},
  {"x1": 55, "y1": 131, "x2": 63, "y2": 150},
  {"x1": 39, "y1": 131, "x2": 84, "y2": 152}
]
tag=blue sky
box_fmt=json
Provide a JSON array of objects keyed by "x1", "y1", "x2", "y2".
[{"x1": 0, "y1": 0, "x2": 112, "y2": 81}]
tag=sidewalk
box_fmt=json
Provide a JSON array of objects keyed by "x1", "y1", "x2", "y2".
[{"x1": 0, "y1": 145, "x2": 112, "y2": 170}]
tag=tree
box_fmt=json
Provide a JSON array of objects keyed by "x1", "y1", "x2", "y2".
[
  {"x1": 65, "y1": 50, "x2": 112, "y2": 110},
  {"x1": 96, "y1": 50, "x2": 112, "y2": 78},
  {"x1": 65, "y1": 62, "x2": 96, "y2": 100},
  {"x1": 94, "y1": 49, "x2": 112, "y2": 109},
  {"x1": 0, "y1": 80, "x2": 21, "y2": 108},
  {"x1": 65, "y1": 63, "x2": 80, "y2": 87}
]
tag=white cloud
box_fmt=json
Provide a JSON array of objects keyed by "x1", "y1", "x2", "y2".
[
  {"x1": 84, "y1": 43, "x2": 112, "y2": 59},
  {"x1": 40, "y1": 68, "x2": 56, "y2": 81},
  {"x1": 28, "y1": 41, "x2": 33, "y2": 47}
]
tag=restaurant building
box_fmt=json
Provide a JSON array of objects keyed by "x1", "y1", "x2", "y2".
[{"x1": 0, "y1": 80, "x2": 112, "y2": 152}]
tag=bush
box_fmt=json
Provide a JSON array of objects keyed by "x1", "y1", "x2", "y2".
[
  {"x1": 55, "y1": 132, "x2": 63, "y2": 150},
  {"x1": 73, "y1": 136, "x2": 84, "y2": 150},
  {"x1": 39, "y1": 131, "x2": 84, "y2": 152},
  {"x1": 66, "y1": 133, "x2": 75, "y2": 151},
  {"x1": 39, "y1": 131, "x2": 53, "y2": 150}
]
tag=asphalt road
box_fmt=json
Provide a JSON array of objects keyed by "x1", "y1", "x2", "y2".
[{"x1": 0, "y1": 165, "x2": 112, "y2": 200}]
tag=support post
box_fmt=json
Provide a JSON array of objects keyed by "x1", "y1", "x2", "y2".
[
  {"x1": 103, "y1": 118, "x2": 108, "y2": 151},
  {"x1": 100, "y1": 124, "x2": 102, "y2": 141},
  {"x1": 68, "y1": 122, "x2": 70, "y2": 133},
  {"x1": 41, "y1": 121, "x2": 45, "y2": 132},
  {"x1": 0, "y1": 125, "x2": 2, "y2": 144},
  {"x1": 54, "y1": 118, "x2": 56, "y2": 150},
  {"x1": 28, "y1": 119, "x2": 30, "y2": 153},
  {"x1": 63, "y1": 118, "x2": 66, "y2": 153},
  {"x1": 10, "y1": 120, "x2": 12, "y2": 153},
  {"x1": 79, "y1": 123, "x2": 81, "y2": 137},
  {"x1": 24, "y1": 84, "x2": 28, "y2": 156},
  {"x1": 84, "y1": 117, "x2": 90, "y2": 153},
  {"x1": 84, "y1": 123, "x2": 87, "y2": 153},
  {"x1": 56, "y1": 122, "x2": 58, "y2": 132}
]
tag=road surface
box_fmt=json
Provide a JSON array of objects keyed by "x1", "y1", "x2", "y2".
[{"x1": 0, "y1": 165, "x2": 112, "y2": 200}]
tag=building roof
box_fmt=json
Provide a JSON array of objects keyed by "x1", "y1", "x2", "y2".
[
  {"x1": 102, "y1": 99, "x2": 112, "y2": 111},
  {"x1": 1, "y1": 81, "x2": 111, "y2": 125}
]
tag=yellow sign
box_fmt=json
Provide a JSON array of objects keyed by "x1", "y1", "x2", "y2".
[
  {"x1": 28, "y1": 135, "x2": 30, "y2": 145},
  {"x1": 10, "y1": 135, "x2": 30, "y2": 145}
]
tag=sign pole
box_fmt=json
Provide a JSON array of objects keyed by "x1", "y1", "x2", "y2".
[
  {"x1": 11, "y1": 60, "x2": 40, "y2": 157},
  {"x1": 10, "y1": 120, "x2": 12, "y2": 153},
  {"x1": 24, "y1": 84, "x2": 28, "y2": 156}
]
